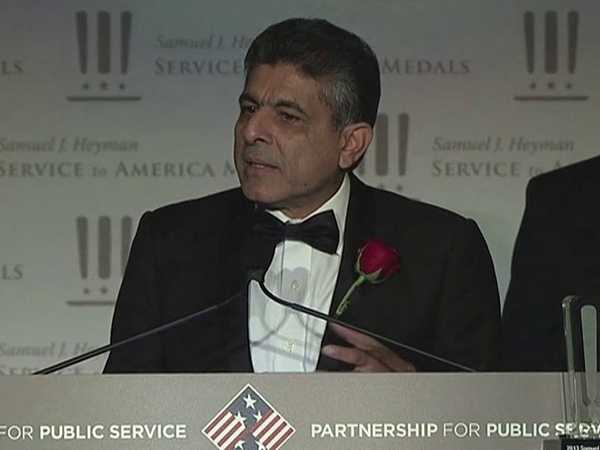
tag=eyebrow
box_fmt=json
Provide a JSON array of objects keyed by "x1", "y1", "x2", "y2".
[{"x1": 238, "y1": 93, "x2": 308, "y2": 118}]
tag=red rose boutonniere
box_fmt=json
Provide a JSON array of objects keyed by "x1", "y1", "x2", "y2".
[{"x1": 334, "y1": 239, "x2": 400, "y2": 317}]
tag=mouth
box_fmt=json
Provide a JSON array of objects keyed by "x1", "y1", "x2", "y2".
[{"x1": 245, "y1": 159, "x2": 278, "y2": 170}]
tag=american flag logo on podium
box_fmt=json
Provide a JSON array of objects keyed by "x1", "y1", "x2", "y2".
[{"x1": 203, "y1": 384, "x2": 295, "y2": 450}]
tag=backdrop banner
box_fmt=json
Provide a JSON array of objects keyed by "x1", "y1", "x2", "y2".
[{"x1": 1, "y1": 0, "x2": 598, "y2": 373}]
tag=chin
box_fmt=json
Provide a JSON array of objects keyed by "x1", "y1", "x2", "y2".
[{"x1": 240, "y1": 182, "x2": 279, "y2": 206}]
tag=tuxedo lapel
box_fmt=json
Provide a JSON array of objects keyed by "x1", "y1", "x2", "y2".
[
  {"x1": 215, "y1": 192, "x2": 255, "y2": 372},
  {"x1": 330, "y1": 174, "x2": 373, "y2": 314},
  {"x1": 317, "y1": 174, "x2": 375, "y2": 370}
]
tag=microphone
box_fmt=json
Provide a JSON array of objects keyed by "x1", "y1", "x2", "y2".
[
  {"x1": 249, "y1": 270, "x2": 475, "y2": 372},
  {"x1": 32, "y1": 289, "x2": 244, "y2": 375}
]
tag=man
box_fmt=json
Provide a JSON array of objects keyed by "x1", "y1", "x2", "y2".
[
  {"x1": 502, "y1": 155, "x2": 600, "y2": 371},
  {"x1": 104, "y1": 18, "x2": 500, "y2": 373}
]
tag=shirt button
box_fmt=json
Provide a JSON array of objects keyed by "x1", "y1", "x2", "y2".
[{"x1": 291, "y1": 280, "x2": 299, "y2": 291}]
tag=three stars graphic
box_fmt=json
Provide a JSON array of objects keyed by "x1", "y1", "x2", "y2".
[{"x1": 232, "y1": 393, "x2": 265, "y2": 450}]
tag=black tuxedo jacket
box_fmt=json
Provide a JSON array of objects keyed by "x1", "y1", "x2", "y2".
[
  {"x1": 104, "y1": 175, "x2": 500, "y2": 373},
  {"x1": 502, "y1": 156, "x2": 600, "y2": 371}
]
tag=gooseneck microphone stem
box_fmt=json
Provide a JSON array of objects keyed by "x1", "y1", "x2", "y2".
[
  {"x1": 33, "y1": 291, "x2": 241, "y2": 375},
  {"x1": 255, "y1": 275, "x2": 475, "y2": 372},
  {"x1": 34, "y1": 271, "x2": 475, "y2": 374}
]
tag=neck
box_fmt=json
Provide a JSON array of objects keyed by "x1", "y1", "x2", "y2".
[{"x1": 272, "y1": 174, "x2": 345, "y2": 219}]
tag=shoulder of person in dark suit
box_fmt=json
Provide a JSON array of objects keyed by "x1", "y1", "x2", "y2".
[
  {"x1": 147, "y1": 186, "x2": 249, "y2": 235},
  {"x1": 527, "y1": 155, "x2": 600, "y2": 203},
  {"x1": 502, "y1": 155, "x2": 600, "y2": 371},
  {"x1": 103, "y1": 187, "x2": 250, "y2": 373}
]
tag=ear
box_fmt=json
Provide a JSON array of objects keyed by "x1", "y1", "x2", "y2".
[{"x1": 337, "y1": 123, "x2": 373, "y2": 171}]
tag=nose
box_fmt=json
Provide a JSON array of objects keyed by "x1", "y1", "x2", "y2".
[{"x1": 239, "y1": 108, "x2": 273, "y2": 145}]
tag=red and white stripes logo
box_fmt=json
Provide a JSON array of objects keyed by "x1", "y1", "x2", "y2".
[{"x1": 203, "y1": 384, "x2": 295, "y2": 450}]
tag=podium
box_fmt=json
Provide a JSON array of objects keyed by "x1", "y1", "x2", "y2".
[{"x1": 0, "y1": 373, "x2": 564, "y2": 449}]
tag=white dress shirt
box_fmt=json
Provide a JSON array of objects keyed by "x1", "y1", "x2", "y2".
[{"x1": 248, "y1": 174, "x2": 350, "y2": 372}]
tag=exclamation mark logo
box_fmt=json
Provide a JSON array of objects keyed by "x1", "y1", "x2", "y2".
[
  {"x1": 397, "y1": 113, "x2": 409, "y2": 176},
  {"x1": 121, "y1": 12, "x2": 132, "y2": 75},
  {"x1": 515, "y1": 10, "x2": 588, "y2": 101},
  {"x1": 567, "y1": 11, "x2": 578, "y2": 77},
  {"x1": 524, "y1": 11, "x2": 535, "y2": 75},
  {"x1": 98, "y1": 216, "x2": 111, "y2": 280},
  {"x1": 76, "y1": 216, "x2": 89, "y2": 283},
  {"x1": 544, "y1": 11, "x2": 558, "y2": 75},
  {"x1": 67, "y1": 11, "x2": 141, "y2": 102},
  {"x1": 373, "y1": 113, "x2": 388, "y2": 175},
  {"x1": 358, "y1": 113, "x2": 409, "y2": 192},
  {"x1": 97, "y1": 12, "x2": 111, "y2": 74},
  {"x1": 70, "y1": 216, "x2": 133, "y2": 306},
  {"x1": 75, "y1": 11, "x2": 88, "y2": 75}
]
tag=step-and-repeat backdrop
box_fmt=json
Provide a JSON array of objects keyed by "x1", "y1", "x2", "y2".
[{"x1": 1, "y1": 0, "x2": 598, "y2": 374}]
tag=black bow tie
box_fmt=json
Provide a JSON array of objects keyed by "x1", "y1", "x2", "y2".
[{"x1": 252, "y1": 210, "x2": 340, "y2": 255}]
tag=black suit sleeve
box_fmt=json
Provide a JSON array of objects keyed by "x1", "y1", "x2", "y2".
[
  {"x1": 104, "y1": 211, "x2": 166, "y2": 373},
  {"x1": 430, "y1": 218, "x2": 501, "y2": 371}
]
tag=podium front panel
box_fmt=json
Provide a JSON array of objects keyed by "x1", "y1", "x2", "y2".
[{"x1": 0, "y1": 373, "x2": 563, "y2": 449}]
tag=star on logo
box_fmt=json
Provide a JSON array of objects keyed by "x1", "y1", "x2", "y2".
[
  {"x1": 255, "y1": 440, "x2": 267, "y2": 450},
  {"x1": 234, "y1": 411, "x2": 247, "y2": 425},
  {"x1": 253, "y1": 410, "x2": 263, "y2": 421},
  {"x1": 243, "y1": 393, "x2": 257, "y2": 410},
  {"x1": 234, "y1": 439, "x2": 245, "y2": 449}
]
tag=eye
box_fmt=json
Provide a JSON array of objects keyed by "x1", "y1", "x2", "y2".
[
  {"x1": 279, "y1": 111, "x2": 300, "y2": 123},
  {"x1": 240, "y1": 103, "x2": 257, "y2": 115}
]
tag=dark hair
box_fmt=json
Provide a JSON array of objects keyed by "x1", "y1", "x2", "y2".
[{"x1": 244, "y1": 18, "x2": 381, "y2": 129}]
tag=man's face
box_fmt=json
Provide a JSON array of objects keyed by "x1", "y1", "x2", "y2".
[{"x1": 234, "y1": 63, "x2": 345, "y2": 218}]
